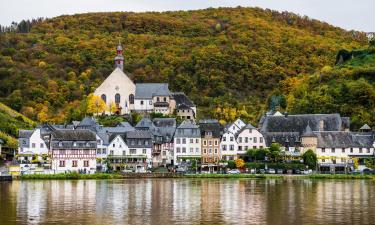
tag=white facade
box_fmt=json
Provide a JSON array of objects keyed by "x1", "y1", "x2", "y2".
[
  {"x1": 134, "y1": 99, "x2": 154, "y2": 112},
  {"x1": 96, "y1": 134, "x2": 108, "y2": 158},
  {"x1": 107, "y1": 135, "x2": 129, "y2": 156},
  {"x1": 94, "y1": 68, "x2": 136, "y2": 114},
  {"x1": 220, "y1": 131, "x2": 238, "y2": 161},
  {"x1": 173, "y1": 137, "x2": 201, "y2": 165},
  {"x1": 236, "y1": 127, "x2": 266, "y2": 153},
  {"x1": 51, "y1": 149, "x2": 97, "y2": 174},
  {"x1": 18, "y1": 129, "x2": 48, "y2": 155}
]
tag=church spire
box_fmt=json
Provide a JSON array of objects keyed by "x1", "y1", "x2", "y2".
[{"x1": 114, "y1": 41, "x2": 124, "y2": 71}]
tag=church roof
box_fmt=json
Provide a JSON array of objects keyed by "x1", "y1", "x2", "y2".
[
  {"x1": 135, "y1": 83, "x2": 170, "y2": 99},
  {"x1": 172, "y1": 92, "x2": 195, "y2": 107},
  {"x1": 316, "y1": 132, "x2": 374, "y2": 148}
]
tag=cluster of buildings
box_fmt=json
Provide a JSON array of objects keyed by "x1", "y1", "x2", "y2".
[
  {"x1": 17, "y1": 112, "x2": 375, "y2": 174},
  {"x1": 14, "y1": 43, "x2": 375, "y2": 174}
]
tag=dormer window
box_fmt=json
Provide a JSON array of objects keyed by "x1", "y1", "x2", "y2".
[
  {"x1": 86, "y1": 142, "x2": 90, "y2": 147},
  {"x1": 73, "y1": 142, "x2": 77, "y2": 147},
  {"x1": 59, "y1": 142, "x2": 63, "y2": 147}
]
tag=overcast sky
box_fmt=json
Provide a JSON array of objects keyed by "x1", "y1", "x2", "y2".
[{"x1": 0, "y1": 0, "x2": 374, "y2": 32}]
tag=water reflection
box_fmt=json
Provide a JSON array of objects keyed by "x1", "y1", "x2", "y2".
[{"x1": 0, "y1": 179, "x2": 374, "y2": 225}]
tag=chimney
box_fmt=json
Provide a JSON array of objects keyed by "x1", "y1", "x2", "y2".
[{"x1": 319, "y1": 120, "x2": 324, "y2": 131}]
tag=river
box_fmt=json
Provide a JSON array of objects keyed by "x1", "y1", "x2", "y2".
[{"x1": 0, "y1": 179, "x2": 374, "y2": 225}]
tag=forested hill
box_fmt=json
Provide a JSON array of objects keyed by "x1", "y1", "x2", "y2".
[{"x1": 0, "y1": 7, "x2": 369, "y2": 127}]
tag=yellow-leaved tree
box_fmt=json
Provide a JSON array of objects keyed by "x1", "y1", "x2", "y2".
[
  {"x1": 108, "y1": 101, "x2": 117, "y2": 115},
  {"x1": 87, "y1": 94, "x2": 106, "y2": 115},
  {"x1": 235, "y1": 158, "x2": 245, "y2": 169}
]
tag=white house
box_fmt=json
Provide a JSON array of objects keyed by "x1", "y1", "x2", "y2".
[
  {"x1": 134, "y1": 83, "x2": 172, "y2": 114},
  {"x1": 236, "y1": 124, "x2": 266, "y2": 155},
  {"x1": 50, "y1": 129, "x2": 97, "y2": 174},
  {"x1": 18, "y1": 128, "x2": 49, "y2": 155},
  {"x1": 220, "y1": 118, "x2": 246, "y2": 161},
  {"x1": 173, "y1": 120, "x2": 201, "y2": 167}
]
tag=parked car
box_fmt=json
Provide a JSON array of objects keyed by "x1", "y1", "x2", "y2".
[
  {"x1": 228, "y1": 169, "x2": 241, "y2": 174},
  {"x1": 122, "y1": 169, "x2": 133, "y2": 173},
  {"x1": 277, "y1": 169, "x2": 283, "y2": 174},
  {"x1": 176, "y1": 168, "x2": 186, "y2": 174},
  {"x1": 268, "y1": 169, "x2": 276, "y2": 174},
  {"x1": 250, "y1": 169, "x2": 256, "y2": 174},
  {"x1": 259, "y1": 169, "x2": 266, "y2": 174},
  {"x1": 295, "y1": 169, "x2": 301, "y2": 174}
]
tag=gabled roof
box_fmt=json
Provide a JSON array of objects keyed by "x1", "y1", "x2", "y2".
[
  {"x1": 19, "y1": 130, "x2": 34, "y2": 139},
  {"x1": 135, "y1": 118, "x2": 153, "y2": 129},
  {"x1": 77, "y1": 117, "x2": 97, "y2": 127},
  {"x1": 316, "y1": 131, "x2": 374, "y2": 148},
  {"x1": 260, "y1": 113, "x2": 344, "y2": 133},
  {"x1": 52, "y1": 129, "x2": 96, "y2": 141},
  {"x1": 135, "y1": 83, "x2": 170, "y2": 99},
  {"x1": 153, "y1": 118, "x2": 176, "y2": 127},
  {"x1": 178, "y1": 120, "x2": 199, "y2": 129},
  {"x1": 199, "y1": 120, "x2": 223, "y2": 138},
  {"x1": 360, "y1": 124, "x2": 371, "y2": 130},
  {"x1": 126, "y1": 130, "x2": 152, "y2": 139},
  {"x1": 172, "y1": 92, "x2": 195, "y2": 107},
  {"x1": 117, "y1": 122, "x2": 134, "y2": 129}
]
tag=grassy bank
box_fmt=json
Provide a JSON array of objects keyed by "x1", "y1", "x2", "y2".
[
  {"x1": 20, "y1": 173, "x2": 123, "y2": 180},
  {"x1": 184, "y1": 174, "x2": 283, "y2": 179}
]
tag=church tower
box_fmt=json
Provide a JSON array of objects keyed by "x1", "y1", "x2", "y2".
[{"x1": 114, "y1": 41, "x2": 124, "y2": 71}]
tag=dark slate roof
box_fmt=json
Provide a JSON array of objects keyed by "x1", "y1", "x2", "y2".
[
  {"x1": 77, "y1": 117, "x2": 97, "y2": 127},
  {"x1": 117, "y1": 122, "x2": 133, "y2": 128},
  {"x1": 260, "y1": 114, "x2": 344, "y2": 133},
  {"x1": 199, "y1": 121, "x2": 223, "y2": 138},
  {"x1": 301, "y1": 124, "x2": 315, "y2": 137},
  {"x1": 172, "y1": 92, "x2": 195, "y2": 107},
  {"x1": 52, "y1": 124, "x2": 75, "y2": 130},
  {"x1": 175, "y1": 120, "x2": 200, "y2": 138},
  {"x1": 52, "y1": 129, "x2": 96, "y2": 141},
  {"x1": 97, "y1": 133, "x2": 110, "y2": 145},
  {"x1": 108, "y1": 133, "x2": 125, "y2": 144},
  {"x1": 153, "y1": 118, "x2": 176, "y2": 127},
  {"x1": 135, "y1": 83, "x2": 170, "y2": 99},
  {"x1": 97, "y1": 125, "x2": 135, "y2": 134},
  {"x1": 316, "y1": 132, "x2": 374, "y2": 148},
  {"x1": 19, "y1": 130, "x2": 34, "y2": 139},
  {"x1": 263, "y1": 132, "x2": 301, "y2": 147},
  {"x1": 135, "y1": 118, "x2": 153, "y2": 129},
  {"x1": 126, "y1": 130, "x2": 152, "y2": 139}
]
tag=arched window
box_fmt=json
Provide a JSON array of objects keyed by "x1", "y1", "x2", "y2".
[
  {"x1": 129, "y1": 94, "x2": 134, "y2": 104},
  {"x1": 101, "y1": 94, "x2": 106, "y2": 103},
  {"x1": 115, "y1": 94, "x2": 121, "y2": 104}
]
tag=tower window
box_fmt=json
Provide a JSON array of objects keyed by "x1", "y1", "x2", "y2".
[{"x1": 129, "y1": 94, "x2": 134, "y2": 104}]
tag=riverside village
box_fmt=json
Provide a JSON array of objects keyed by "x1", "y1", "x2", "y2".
[{"x1": 1, "y1": 43, "x2": 374, "y2": 178}]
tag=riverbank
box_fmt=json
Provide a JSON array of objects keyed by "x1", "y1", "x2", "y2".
[{"x1": 17, "y1": 173, "x2": 375, "y2": 180}]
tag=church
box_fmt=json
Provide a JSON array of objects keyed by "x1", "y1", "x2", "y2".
[{"x1": 94, "y1": 43, "x2": 196, "y2": 118}]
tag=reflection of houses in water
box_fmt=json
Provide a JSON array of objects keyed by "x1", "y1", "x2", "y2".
[{"x1": 172, "y1": 180, "x2": 202, "y2": 222}]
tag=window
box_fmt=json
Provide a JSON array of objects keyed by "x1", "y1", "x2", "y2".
[
  {"x1": 342, "y1": 148, "x2": 345, "y2": 153},
  {"x1": 203, "y1": 148, "x2": 207, "y2": 154},
  {"x1": 113, "y1": 143, "x2": 115, "y2": 147},
  {"x1": 350, "y1": 148, "x2": 353, "y2": 153},
  {"x1": 214, "y1": 140, "x2": 218, "y2": 145},
  {"x1": 367, "y1": 148, "x2": 370, "y2": 153},
  {"x1": 239, "y1": 137, "x2": 242, "y2": 143},
  {"x1": 141, "y1": 101, "x2": 144, "y2": 105},
  {"x1": 253, "y1": 137, "x2": 257, "y2": 143},
  {"x1": 182, "y1": 138, "x2": 186, "y2": 144},
  {"x1": 72, "y1": 161, "x2": 78, "y2": 167},
  {"x1": 129, "y1": 94, "x2": 134, "y2": 104},
  {"x1": 40, "y1": 143, "x2": 44, "y2": 148},
  {"x1": 84, "y1": 161, "x2": 89, "y2": 167},
  {"x1": 203, "y1": 140, "x2": 207, "y2": 146},
  {"x1": 86, "y1": 142, "x2": 90, "y2": 147},
  {"x1": 230, "y1": 145, "x2": 234, "y2": 151},
  {"x1": 182, "y1": 147, "x2": 186, "y2": 153},
  {"x1": 32, "y1": 143, "x2": 36, "y2": 148},
  {"x1": 190, "y1": 139, "x2": 194, "y2": 144},
  {"x1": 97, "y1": 149, "x2": 101, "y2": 154},
  {"x1": 115, "y1": 93, "x2": 121, "y2": 104},
  {"x1": 190, "y1": 148, "x2": 193, "y2": 153},
  {"x1": 245, "y1": 137, "x2": 248, "y2": 143},
  {"x1": 102, "y1": 149, "x2": 106, "y2": 154},
  {"x1": 208, "y1": 141, "x2": 212, "y2": 146},
  {"x1": 59, "y1": 161, "x2": 65, "y2": 167},
  {"x1": 176, "y1": 138, "x2": 180, "y2": 144},
  {"x1": 196, "y1": 139, "x2": 199, "y2": 144},
  {"x1": 223, "y1": 137, "x2": 226, "y2": 142},
  {"x1": 321, "y1": 148, "x2": 325, "y2": 153},
  {"x1": 131, "y1": 140, "x2": 135, "y2": 145},
  {"x1": 331, "y1": 148, "x2": 335, "y2": 153},
  {"x1": 123, "y1": 151, "x2": 126, "y2": 155},
  {"x1": 143, "y1": 149, "x2": 147, "y2": 154},
  {"x1": 176, "y1": 147, "x2": 181, "y2": 153},
  {"x1": 260, "y1": 137, "x2": 263, "y2": 143},
  {"x1": 359, "y1": 148, "x2": 363, "y2": 153},
  {"x1": 130, "y1": 149, "x2": 136, "y2": 154},
  {"x1": 110, "y1": 150, "x2": 114, "y2": 155},
  {"x1": 59, "y1": 142, "x2": 63, "y2": 147},
  {"x1": 322, "y1": 159, "x2": 325, "y2": 162},
  {"x1": 230, "y1": 137, "x2": 234, "y2": 142},
  {"x1": 163, "y1": 97, "x2": 167, "y2": 102},
  {"x1": 196, "y1": 148, "x2": 199, "y2": 153},
  {"x1": 238, "y1": 146, "x2": 242, "y2": 151},
  {"x1": 101, "y1": 94, "x2": 106, "y2": 103},
  {"x1": 214, "y1": 148, "x2": 218, "y2": 154},
  {"x1": 157, "y1": 97, "x2": 160, "y2": 102},
  {"x1": 138, "y1": 140, "x2": 142, "y2": 145},
  {"x1": 253, "y1": 146, "x2": 256, "y2": 149},
  {"x1": 223, "y1": 145, "x2": 227, "y2": 151},
  {"x1": 73, "y1": 142, "x2": 77, "y2": 147},
  {"x1": 209, "y1": 148, "x2": 212, "y2": 154}
]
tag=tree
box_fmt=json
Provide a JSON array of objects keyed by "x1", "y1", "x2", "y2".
[
  {"x1": 268, "y1": 143, "x2": 281, "y2": 162},
  {"x1": 108, "y1": 101, "x2": 117, "y2": 115},
  {"x1": 302, "y1": 149, "x2": 317, "y2": 170},
  {"x1": 227, "y1": 160, "x2": 236, "y2": 169},
  {"x1": 87, "y1": 94, "x2": 106, "y2": 115},
  {"x1": 235, "y1": 158, "x2": 245, "y2": 169},
  {"x1": 364, "y1": 158, "x2": 375, "y2": 169}
]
